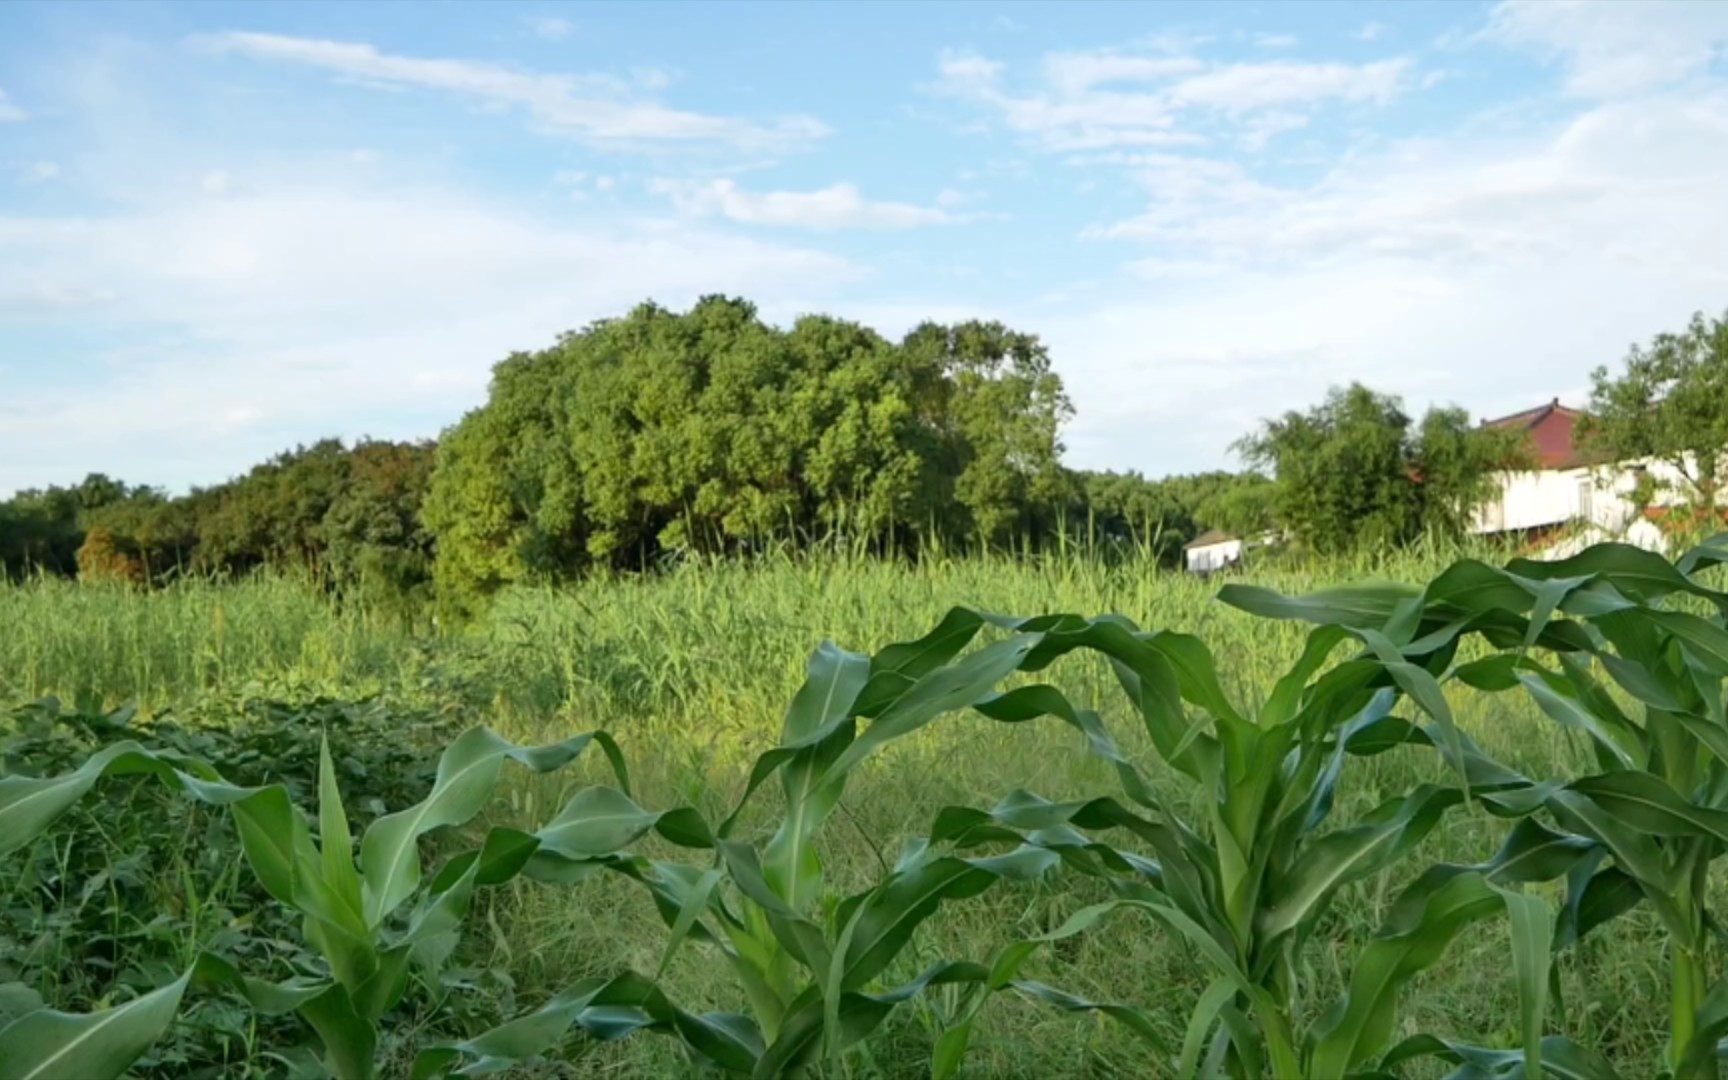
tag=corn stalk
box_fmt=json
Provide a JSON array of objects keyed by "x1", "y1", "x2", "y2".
[{"x1": 1225, "y1": 534, "x2": 1728, "y2": 1080}]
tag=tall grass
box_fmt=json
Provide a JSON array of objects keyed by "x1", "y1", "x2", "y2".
[{"x1": 0, "y1": 544, "x2": 1678, "y2": 1076}]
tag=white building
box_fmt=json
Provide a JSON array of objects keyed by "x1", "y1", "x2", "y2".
[
  {"x1": 1470, "y1": 399, "x2": 1702, "y2": 556},
  {"x1": 1184, "y1": 529, "x2": 1244, "y2": 574}
]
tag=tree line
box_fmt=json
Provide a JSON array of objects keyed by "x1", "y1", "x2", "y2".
[{"x1": 5, "y1": 297, "x2": 1724, "y2": 609}]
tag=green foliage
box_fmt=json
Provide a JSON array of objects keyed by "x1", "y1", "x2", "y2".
[
  {"x1": 1064, "y1": 470, "x2": 1276, "y2": 564},
  {"x1": 423, "y1": 297, "x2": 1074, "y2": 611},
  {"x1": 1584, "y1": 307, "x2": 1728, "y2": 513},
  {"x1": 0, "y1": 442, "x2": 435, "y2": 606},
  {"x1": 1236, "y1": 383, "x2": 1519, "y2": 555},
  {"x1": 1231, "y1": 536, "x2": 1728, "y2": 1078},
  {"x1": 0, "y1": 475, "x2": 135, "y2": 581}
]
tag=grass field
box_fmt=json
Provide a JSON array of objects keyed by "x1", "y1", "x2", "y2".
[{"x1": 0, "y1": 548, "x2": 1685, "y2": 1077}]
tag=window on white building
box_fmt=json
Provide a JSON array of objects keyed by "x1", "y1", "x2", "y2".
[{"x1": 1577, "y1": 478, "x2": 1593, "y2": 525}]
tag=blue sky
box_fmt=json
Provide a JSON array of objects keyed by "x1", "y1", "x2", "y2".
[{"x1": 3, "y1": 1, "x2": 1727, "y2": 496}]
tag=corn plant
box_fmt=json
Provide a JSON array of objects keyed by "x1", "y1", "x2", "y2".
[
  {"x1": 900, "y1": 607, "x2": 1599, "y2": 1080},
  {"x1": 0, "y1": 723, "x2": 655, "y2": 1079},
  {"x1": 1223, "y1": 535, "x2": 1728, "y2": 1079},
  {"x1": 423, "y1": 611, "x2": 1183, "y2": 1077}
]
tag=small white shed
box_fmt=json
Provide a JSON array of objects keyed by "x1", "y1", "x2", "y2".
[{"x1": 1184, "y1": 530, "x2": 1243, "y2": 574}]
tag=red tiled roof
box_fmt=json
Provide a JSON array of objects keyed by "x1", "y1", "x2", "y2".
[{"x1": 1481, "y1": 398, "x2": 1607, "y2": 470}]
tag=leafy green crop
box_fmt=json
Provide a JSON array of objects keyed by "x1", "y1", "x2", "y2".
[
  {"x1": 1227, "y1": 534, "x2": 1728, "y2": 1079},
  {"x1": 3, "y1": 533, "x2": 1726, "y2": 1078}
]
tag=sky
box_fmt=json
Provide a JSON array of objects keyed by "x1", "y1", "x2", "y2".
[{"x1": 2, "y1": 0, "x2": 1727, "y2": 498}]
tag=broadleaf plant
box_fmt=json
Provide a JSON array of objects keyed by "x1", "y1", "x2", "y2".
[{"x1": 1224, "y1": 533, "x2": 1728, "y2": 1079}]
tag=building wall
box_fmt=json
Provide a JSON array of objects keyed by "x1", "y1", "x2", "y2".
[
  {"x1": 1185, "y1": 538, "x2": 1243, "y2": 573},
  {"x1": 1473, "y1": 468, "x2": 1595, "y2": 533},
  {"x1": 1472, "y1": 455, "x2": 1706, "y2": 551}
]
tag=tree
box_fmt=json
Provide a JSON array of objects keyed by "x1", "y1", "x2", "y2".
[
  {"x1": 0, "y1": 473, "x2": 136, "y2": 580},
  {"x1": 1062, "y1": 469, "x2": 1276, "y2": 565},
  {"x1": 1237, "y1": 383, "x2": 1514, "y2": 554},
  {"x1": 425, "y1": 297, "x2": 1075, "y2": 611},
  {"x1": 1582, "y1": 308, "x2": 1728, "y2": 513}
]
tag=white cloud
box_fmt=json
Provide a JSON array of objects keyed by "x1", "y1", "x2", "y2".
[
  {"x1": 0, "y1": 88, "x2": 26, "y2": 122},
  {"x1": 0, "y1": 184, "x2": 859, "y2": 493},
  {"x1": 1487, "y1": 0, "x2": 1728, "y2": 97},
  {"x1": 1052, "y1": 88, "x2": 1728, "y2": 474},
  {"x1": 1169, "y1": 58, "x2": 1408, "y2": 112},
  {"x1": 1041, "y1": 52, "x2": 1205, "y2": 96},
  {"x1": 1355, "y1": 22, "x2": 1387, "y2": 42},
  {"x1": 651, "y1": 178, "x2": 954, "y2": 230},
  {"x1": 201, "y1": 169, "x2": 230, "y2": 193},
  {"x1": 526, "y1": 15, "x2": 575, "y2": 41},
  {"x1": 16, "y1": 161, "x2": 59, "y2": 185},
  {"x1": 936, "y1": 47, "x2": 1414, "y2": 150},
  {"x1": 197, "y1": 32, "x2": 826, "y2": 148}
]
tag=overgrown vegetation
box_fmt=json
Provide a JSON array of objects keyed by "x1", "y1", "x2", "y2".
[
  {"x1": 6, "y1": 296, "x2": 1561, "y2": 610},
  {"x1": 3, "y1": 536, "x2": 1727, "y2": 1077}
]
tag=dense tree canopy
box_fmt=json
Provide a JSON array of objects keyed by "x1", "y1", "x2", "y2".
[
  {"x1": 0, "y1": 441, "x2": 438, "y2": 599},
  {"x1": 1583, "y1": 308, "x2": 1728, "y2": 511},
  {"x1": 1065, "y1": 469, "x2": 1275, "y2": 561},
  {"x1": 5, "y1": 293, "x2": 1590, "y2": 604},
  {"x1": 423, "y1": 296, "x2": 1074, "y2": 607},
  {"x1": 1235, "y1": 383, "x2": 1517, "y2": 554}
]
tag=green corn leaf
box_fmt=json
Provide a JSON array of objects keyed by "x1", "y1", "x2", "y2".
[
  {"x1": 867, "y1": 606, "x2": 987, "y2": 684},
  {"x1": 1509, "y1": 541, "x2": 1728, "y2": 614},
  {"x1": 656, "y1": 866, "x2": 725, "y2": 979},
  {"x1": 931, "y1": 1022, "x2": 974, "y2": 1080},
  {"x1": 1517, "y1": 670, "x2": 1640, "y2": 770},
  {"x1": 1217, "y1": 581, "x2": 1422, "y2": 629},
  {"x1": 194, "y1": 952, "x2": 331, "y2": 1016},
  {"x1": 1310, "y1": 869, "x2": 1511, "y2": 1078},
  {"x1": 1499, "y1": 885, "x2": 1553, "y2": 1079},
  {"x1": 754, "y1": 962, "x2": 987, "y2": 1080},
  {"x1": 317, "y1": 737, "x2": 367, "y2": 932},
  {"x1": 359, "y1": 727, "x2": 606, "y2": 927},
  {"x1": 1566, "y1": 771, "x2": 1728, "y2": 842},
  {"x1": 716, "y1": 840, "x2": 830, "y2": 973},
  {"x1": 0, "y1": 741, "x2": 206, "y2": 857},
  {"x1": 1258, "y1": 784, "x2": 1464, "y2": 945},
  {"x1": 297, "y1": 984, "x2": 377, "y2": 1080},
  {"x1": 1641, "y1": 610, "x2": 1728, "y2": 676},
  {"x1": 1010, "y1": 980, "x2": 1173, "y2": 1057},
  {"x1": 1453, "y1": 655, "x2": 1523, "y2": 691},
  {"x1": 761, "y1": 643, "x2": 871, "y2": 907},
  {"x1": 418, "y1": 971, "x2": 761, "y2": 1078},
  {"x1": 1263, "y1": 625, "x2": 1352, "y2": 727},
  {"x1": 534, "y1": 786, "x2": 714, "y2": 860},
  {"x1": 1378, "y1": 1033, "x2": 1623, "y2": 1079},
  {"x1": 1483, "y1": 818, "x2": 1598, "y2": 885},
  {"x1": 823, "y1": 634, "x2": 1042, "y2": 782},
  {"x1": 1677, "y1": 532, "x2": 1728, "y2": 578},
  {"x1": 838, "y1": 847, "x2": 1057, "y2": 989},
  {"x1": 1177, "y1": 977, "x2": 1238, "y2": 1080},
  {"x1": 0, "y1": 969, "x2": 191, "y2": 1080}
]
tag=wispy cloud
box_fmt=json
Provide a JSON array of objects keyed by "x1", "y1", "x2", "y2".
[
  {"x1": 0, "y1": 181, "x2": 858, "y2": 492},
  {"x1": 1355, "y1": 22, "x2": 1387, "y2": 42},
  {"x1": 0, "y1": 88, "x2": 26, "y2": 122},
  {"x1": 936, "y1": 46, "x2": 1413, "y2": 151},
  {"x1": 651, "y1": 178, "x2": 954, "y2": 229},
  {"x1": 526, "y1": 15, "x2": 575, "y2": 41},
  {"x1": 196, "y1": 32, "x2": 827, "y2": 148},
  {"x1": 1486, "y1": 0, "x2": 1728, "y2": 97},
  {"x1": 16, "y1": 161, "x2": 59, "y2": 185}
]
